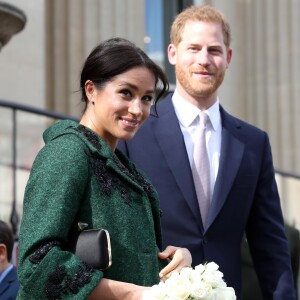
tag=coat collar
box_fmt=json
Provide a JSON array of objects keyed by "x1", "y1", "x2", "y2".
[
  {"x1": 45, "y1": 120, "x2": 148, "y2": 195},
  {"x1": 73, "y1": 123, "x2": 149, "y2": 195}
]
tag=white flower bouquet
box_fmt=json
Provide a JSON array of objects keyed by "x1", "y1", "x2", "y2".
[{"x1": 143, "y1": 262, "x2": 236, "y2": 300}]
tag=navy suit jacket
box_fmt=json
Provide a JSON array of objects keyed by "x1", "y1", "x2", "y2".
[
  {"x1": 0, "y1": 266, "x2": 20, "y2": 300},
  {"x1": 118, "y1": 93, "x2": 295, "y2": 300}
]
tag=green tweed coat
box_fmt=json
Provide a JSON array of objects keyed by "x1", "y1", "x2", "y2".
[{"x1": 17, "y1": 120, "x2": 166, "y2": 299}]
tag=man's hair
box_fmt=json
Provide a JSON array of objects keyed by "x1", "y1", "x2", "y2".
[
  {"x1": 170, "y1": 5, "x2": 231, "y2": 48},
  {"x1": 0, "y1": 220, "x2": 14, "y2": 262}
]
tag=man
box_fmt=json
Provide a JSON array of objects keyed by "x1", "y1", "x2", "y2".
[
  {"x1": 0, "y1": 220, "x2": 19, "y2": 299},
  {"x1": 118, "y1": 5, "x2": 295, "y2": 299}
]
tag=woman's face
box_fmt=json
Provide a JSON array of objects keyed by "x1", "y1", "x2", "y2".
[{"x1": 82, "y1": 66, "x2": 155, "y2": 150}]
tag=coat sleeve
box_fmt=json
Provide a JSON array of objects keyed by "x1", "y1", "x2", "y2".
[{"x1": 17, "y1": 135, "x2": 102, "y2": 299}]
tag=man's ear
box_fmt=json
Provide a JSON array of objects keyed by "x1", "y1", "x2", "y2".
[
  {"x1": 226, "y1": 47, "x2": 232, "y2": 68},
  {"x1": 167, "y1": 44, "x2": 177, "y2": 65},
  {"x1": 0, "y1": 243, "x2": 7, "y2": 263}
]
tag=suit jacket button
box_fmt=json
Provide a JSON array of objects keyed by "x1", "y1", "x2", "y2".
[{"x1": 203, "y1": 238, "x2": 208, "y2": 244}]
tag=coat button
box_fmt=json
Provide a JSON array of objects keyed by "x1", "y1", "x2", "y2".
[{"x1": 203, "y1": 237, "x2": 208, "y2": 244}]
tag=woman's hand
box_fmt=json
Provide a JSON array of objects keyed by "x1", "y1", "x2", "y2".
[{"x1": 157, "y1": 246, "x2": 192, "y2": 281}]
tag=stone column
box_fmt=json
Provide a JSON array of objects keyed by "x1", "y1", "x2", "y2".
[
  {"x1": 210, "y1": 0, "x2": 300, "y2": 225},
  {"x1": 45, "y1": 0, "x2": 145, "y2": 118}
]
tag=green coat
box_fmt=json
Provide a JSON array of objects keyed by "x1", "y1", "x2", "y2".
[{"x1": 17, "y1": 120, "x2": 166, "y2": 299}]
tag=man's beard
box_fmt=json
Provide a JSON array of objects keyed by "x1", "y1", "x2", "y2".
[{"x1": 176, "y1": 65, "x2": 225, "y2": 99}]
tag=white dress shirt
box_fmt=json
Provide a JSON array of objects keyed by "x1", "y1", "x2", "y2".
[{"x1": 172, "y1": 89, "x2": 222, "y2": 195}]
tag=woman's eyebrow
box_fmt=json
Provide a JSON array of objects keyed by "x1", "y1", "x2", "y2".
[{"x1": 118, "y1": 82, "x2": 155, "y2": 94}]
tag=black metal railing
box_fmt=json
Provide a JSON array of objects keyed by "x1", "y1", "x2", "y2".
[
  {"x1": 275, "y1": 168, "x2": 300, "y2": 181},
  {"x1": 0, "y1": 99, "x2": 78, "y2": 237}
]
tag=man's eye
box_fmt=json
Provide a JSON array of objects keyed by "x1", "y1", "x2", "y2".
[{"x1": 210, "y1": 48, "x2": 222, "y2": 54}]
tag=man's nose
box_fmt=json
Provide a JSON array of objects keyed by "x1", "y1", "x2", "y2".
[{"x1": 197, "y1": 49, "x2": 210, "y2": 66}]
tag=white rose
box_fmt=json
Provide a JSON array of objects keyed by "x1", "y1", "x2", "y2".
[
  {"x1": 212, "y1": 287, "x2": 236, "y2": 300},
  {"x1": 194, "y1": 264, "x2": 206, "y2": 275},
  {"x1": 190, "y1": 281, "x2": 213, "y2": 299},
  {"x1": 164, "y1": 273, "x2": 191, "y2": 300},
  {"x1": 142, "y1": 282, "x2": 168, "y2": 300},
  {"x1": 180, "y1": 268, "x2": 202, "y2": 284},
  {"x1": 203, "y1": 270, "x2": 225, "y2": 288},
  {"x1": 179, "y1": 266, "x2": 193, "y2": 280},
  {"x1": 205, "y1": 262, "x2": 220, "y2": 272}
]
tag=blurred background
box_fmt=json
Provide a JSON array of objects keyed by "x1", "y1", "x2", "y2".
[{"x1": 0, "y1": 0, "x2": 299, "y2": 243}]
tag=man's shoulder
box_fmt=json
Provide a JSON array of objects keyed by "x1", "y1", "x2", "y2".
[
  {"x1": 220, "y1": 106, "x2": 266, "y2": 136},
  {"x1": 1, "y1": 265, "x2": 19, "y2": 292},
  {"x1": 150, "y1": 92, "x2": 174, "y2": 117},
  {"x1": 7, "y1": 265, "x2": 18, "y2": 278}
]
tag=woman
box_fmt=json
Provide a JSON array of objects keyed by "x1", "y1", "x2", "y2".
[{"x1": 17, "y1": 37, "x2": 191, "y2": 300}]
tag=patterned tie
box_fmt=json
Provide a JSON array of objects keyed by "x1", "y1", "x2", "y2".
[{"x1": 192, "y1": 111, "x2": 211, "y2": 226}]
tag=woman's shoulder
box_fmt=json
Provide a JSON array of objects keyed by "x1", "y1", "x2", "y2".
[
  {"x1": 39, "y1": 132, "x2": 88, "y2": 162},
  {"x1": 43, "y1": 120, "x2": 87, "y2": 148},
  {"x1": 31, "y1": 122, "x2": 91, "y2": 174}
]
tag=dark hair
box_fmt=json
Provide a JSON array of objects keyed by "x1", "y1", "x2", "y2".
[
  {"x1": 0, "y1": 220, "x2": 14, "y2": 262},
  {"x1": 80, "y1": 37, "x2": 169, "y2": 113}
]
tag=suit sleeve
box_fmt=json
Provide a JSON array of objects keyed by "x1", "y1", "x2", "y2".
[{"x1": 245, "y1": 133, "x2": 296, "y2": 299}]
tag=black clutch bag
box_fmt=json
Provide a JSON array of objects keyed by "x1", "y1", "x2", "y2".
[{"x1": 67, "y1": 222, "x2": 112, "y2": 270}]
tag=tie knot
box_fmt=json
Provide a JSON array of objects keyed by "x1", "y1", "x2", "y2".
[{"x1": 199, "y1": 111, "x2": 209, "y2": 127}]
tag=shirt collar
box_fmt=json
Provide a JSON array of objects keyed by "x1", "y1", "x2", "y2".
[
  {"x1": 0, "y1": 264, "x2": 13, "y2": 283},
  {"x1": 172, "y1": 89, "x2": 221, "y2": 131}
]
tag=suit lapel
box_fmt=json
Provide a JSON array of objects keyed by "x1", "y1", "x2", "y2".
[
  {"x1": 0, "y1": 281, "x2": 7, "y2": 296},
  {"x1": 153, "y1": 97, "x2": 202, "y2": 224},
  {"x1": 205, "y1": 107, "x2": 244, "y2": 231}
]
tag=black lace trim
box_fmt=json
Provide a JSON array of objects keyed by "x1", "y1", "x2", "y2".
[
  {"x1": 73, "y1": 125, "x2": 132, "y2": 206},
  {"x1": 29, "y1": 241, "x2": 61, "y2": 264},
  {"x1": 75, "y1": 124, "x2": 102, "y2": 150},
  {"x1": 89, "y1": 153, "x2": 133, "y2": 206},
  {"x1": 135, "y1": 170, "x2": 157, "y2": 203},
  {"x1": 73, "y1": 124, "x2": 157, "y2": 206},
  {"x1": 117, "y1": 158, "x2": 157, "y2": 204},
  {"x1": 44, "y1": 263, "x2": 94, "y2": 299}
]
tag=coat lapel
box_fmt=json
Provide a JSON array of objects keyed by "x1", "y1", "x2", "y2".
[
  {"x1": 105, "y1": 151, "x2": 145, "y2": 193},
  {"x1": 153, "y1": 96, "x2": 202, "y2": 223},
  {"x1": 75, "y1": 124, "x2": 145, "y2": 194},
  {"x1": 205, "y1": 107, "x2": 244, "y2": 231}
]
